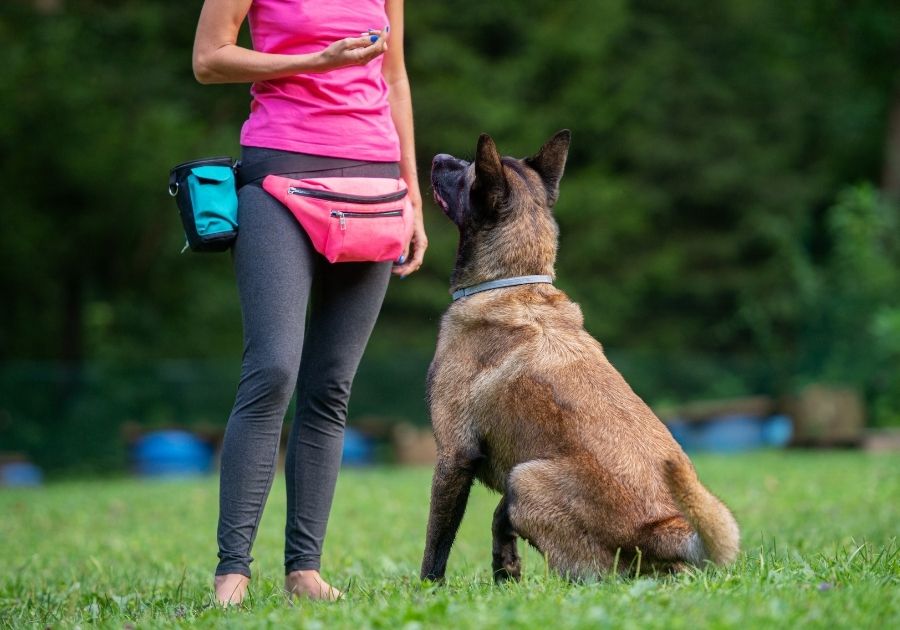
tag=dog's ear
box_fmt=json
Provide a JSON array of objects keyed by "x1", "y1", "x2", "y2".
[
  {"x1": 472, "y1": 133, "x2": 507, "y2": 207},
  {"x1": 526, "y1": 129, "x2": 571, "y2": 204}
]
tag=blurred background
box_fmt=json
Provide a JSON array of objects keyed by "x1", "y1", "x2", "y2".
[{"x1": 2, "y1": 0, "x2": 899, "y2": 480}]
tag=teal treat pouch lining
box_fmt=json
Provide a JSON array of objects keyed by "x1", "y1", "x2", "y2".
[{"x1": 187, "y1": 165, "x2": 238, "y2": 236}]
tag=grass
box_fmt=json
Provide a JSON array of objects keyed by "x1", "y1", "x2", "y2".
[{"x1": 1, "y1": 451, "x2": 898, "y2": 628}]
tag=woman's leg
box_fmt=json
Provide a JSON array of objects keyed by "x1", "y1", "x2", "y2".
[
  {"x1": 283, "y1": 256, "x2": 392, "y2": 586},
  {"x1": 215, "y1": 181, "x2": 318, "y2": 590}
]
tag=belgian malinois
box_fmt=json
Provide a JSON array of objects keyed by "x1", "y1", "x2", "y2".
[{"x1": 421, "y1": 130, "x2": 740, "y2": 581}]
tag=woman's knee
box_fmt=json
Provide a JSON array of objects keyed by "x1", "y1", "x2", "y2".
[
  {"x1": 296, "y1": 377, "x2": 352, "y2": 427},
  {"x1": 237, "y1": 361, "x2": 298, "y2": 414}
]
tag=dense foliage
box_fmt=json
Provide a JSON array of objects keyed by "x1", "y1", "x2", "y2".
[{"x1": 1, "y1": 1, "x2": 899, "y2": 470}]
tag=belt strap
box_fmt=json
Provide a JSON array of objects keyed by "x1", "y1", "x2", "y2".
[
  {"x1": 235, "y1": 154, "x2": 375, "y2": 188},
  {"x1": 451, "y1": 275, "x2": 554, "y2": 301}
]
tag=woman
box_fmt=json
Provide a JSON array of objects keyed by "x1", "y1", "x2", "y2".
[{"x1": 192, "y1": 0, "x2": 426, "y2": 605}]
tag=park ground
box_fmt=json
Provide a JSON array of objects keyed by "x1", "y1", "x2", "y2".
[{"x1": 1, "y1": 451, "x2": 898, "y2": 629}]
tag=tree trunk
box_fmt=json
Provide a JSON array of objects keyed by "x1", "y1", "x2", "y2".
[
  {"x1": 61, "y1": 272, "x2": 84, "y2": 364},
  {"x1": 58, "y1": 271, "x2": 84, "y2": 416},
  {"x1": 882, "y1": 87, "x2": 900, "y2": 202}
]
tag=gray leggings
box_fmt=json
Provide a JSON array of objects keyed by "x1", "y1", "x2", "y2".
[{"x1": 216, "y1": 146, "x2": 398, "y2": 578}]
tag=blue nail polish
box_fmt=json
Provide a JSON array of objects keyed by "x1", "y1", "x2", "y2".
[
  {"x1": 397, "y1": 255, "x2": 406, "y2": 264},
  {"x1": 370, "y1": 34, "x2": 379, "y2": 43}
]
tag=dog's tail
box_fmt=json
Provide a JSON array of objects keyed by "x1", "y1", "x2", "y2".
[{"x1": 664, "y1": 456, "x2": 740, "y2": 566}]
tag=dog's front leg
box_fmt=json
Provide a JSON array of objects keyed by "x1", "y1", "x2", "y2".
[{"x1": 420, "y1": 451, "x2": 480, "y2": 581}]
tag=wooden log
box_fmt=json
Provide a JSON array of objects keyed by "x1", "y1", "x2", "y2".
[
  {"x1": 657, "y1": 395, "x2": 777, "y2": 424},
  {"x1": 784, "y1": 384, "x2": 865, "y2": 446},
  {"x1": 392, "y1": 423, "x2": 437, "y2": 466}
]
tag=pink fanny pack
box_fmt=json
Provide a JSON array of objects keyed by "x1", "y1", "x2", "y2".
[{"x1": 262, "y1": 175, "x2": 414, "y2": 263}]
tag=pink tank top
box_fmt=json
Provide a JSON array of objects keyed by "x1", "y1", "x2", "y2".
[{"x1": 240, "y1": 0, "x2": 400, "y2": 162}]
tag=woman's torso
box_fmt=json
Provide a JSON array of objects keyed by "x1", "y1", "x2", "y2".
[{"x1": 241, "y1": 0, "x2": 400, "y2": 162}]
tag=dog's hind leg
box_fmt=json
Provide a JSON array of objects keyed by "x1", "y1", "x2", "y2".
[
  {"x1": 420, "y1": 449, "x2": 481, "y2": 581},
  {"x1": 492, "y1": 494, "x2": 521, "y2": 582},
  {"x1": 506, "y1": 459, "x2": 615, "y2": 580}
]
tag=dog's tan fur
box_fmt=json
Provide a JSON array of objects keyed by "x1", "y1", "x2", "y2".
[{"x1": 420, "y1": 131, "x2": 740, "y2": 581}]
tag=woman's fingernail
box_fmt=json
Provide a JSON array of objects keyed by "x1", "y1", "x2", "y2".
[
  {"x1": 396, "y1": 255, "x2": 406, "y2": 264},
  {"x1": 385, "y1": 25, "x2": 390, "y2": 32},
  {"x1": 370, "y1": 34, "x2": 379, "y2": 43}
]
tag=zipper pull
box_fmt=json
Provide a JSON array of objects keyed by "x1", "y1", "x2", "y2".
[
  {"x1": 180, "y1": 240, "x2": 190, "y2": 254},
  {"x1": 331, "y1": 210, "x2": 346, "y2": 231},
  {"x1": 288, "y1": 186, "x2": 299, "y2": 194}
]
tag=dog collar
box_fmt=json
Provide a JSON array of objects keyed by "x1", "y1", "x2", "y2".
[{"x1": 451, "y1": 275, "x2": 554, "y2": 301}]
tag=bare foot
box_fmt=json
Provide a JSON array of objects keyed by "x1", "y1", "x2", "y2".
[
  {"x1": 214, "y1": 573, "x2": 250, "y2": 606},
  {"x1": 284, "y1": 569, "x2": 343, "y2": 601}
]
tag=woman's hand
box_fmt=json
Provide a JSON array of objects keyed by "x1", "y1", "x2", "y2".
[
  {"x1": 314, "y1": 29, "x2": 389, "y2": 73},
  {"x1": 393, "y1": 199, "x2": 427, "y2": 277}
]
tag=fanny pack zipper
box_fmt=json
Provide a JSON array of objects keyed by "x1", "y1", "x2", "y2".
[
  {"x1": 288, "y1": 186, "x2": 408, "y2": 204},
  {"x1": 331, "y1": 209, "x2": 403, "y2": 230}
]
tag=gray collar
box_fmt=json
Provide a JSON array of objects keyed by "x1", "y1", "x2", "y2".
[{"x1": 451, "y1": 274, "x2": 554, "y2": 301}]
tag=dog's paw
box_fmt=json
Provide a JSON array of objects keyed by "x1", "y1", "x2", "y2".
[
  {"x1": 420, "y1": 572, "x2": 446, "y2": 584},
  {"x1": 492, "y1": 558, "x2": 522, "y2": 583}
]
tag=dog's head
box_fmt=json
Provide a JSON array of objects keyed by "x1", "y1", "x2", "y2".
[{"x1": 431, "y1": 130, "x2": 571, "y2": 292}]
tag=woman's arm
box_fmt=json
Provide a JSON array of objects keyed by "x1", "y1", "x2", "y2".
[
  {"x1": 383, "y1": 0, "x2": 427, "y2": 277},
  {"x1": 192, "y1": 0, "x2": 388, "y2": 84}
]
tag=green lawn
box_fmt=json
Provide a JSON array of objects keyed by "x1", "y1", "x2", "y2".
[{"x1": 1, "y1": 452, "x2": 898, "y2": 628}]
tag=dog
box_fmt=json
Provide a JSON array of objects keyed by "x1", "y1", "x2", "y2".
[{"x1": 421, "y1": 130, "x2": 740, "y2": 581}]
